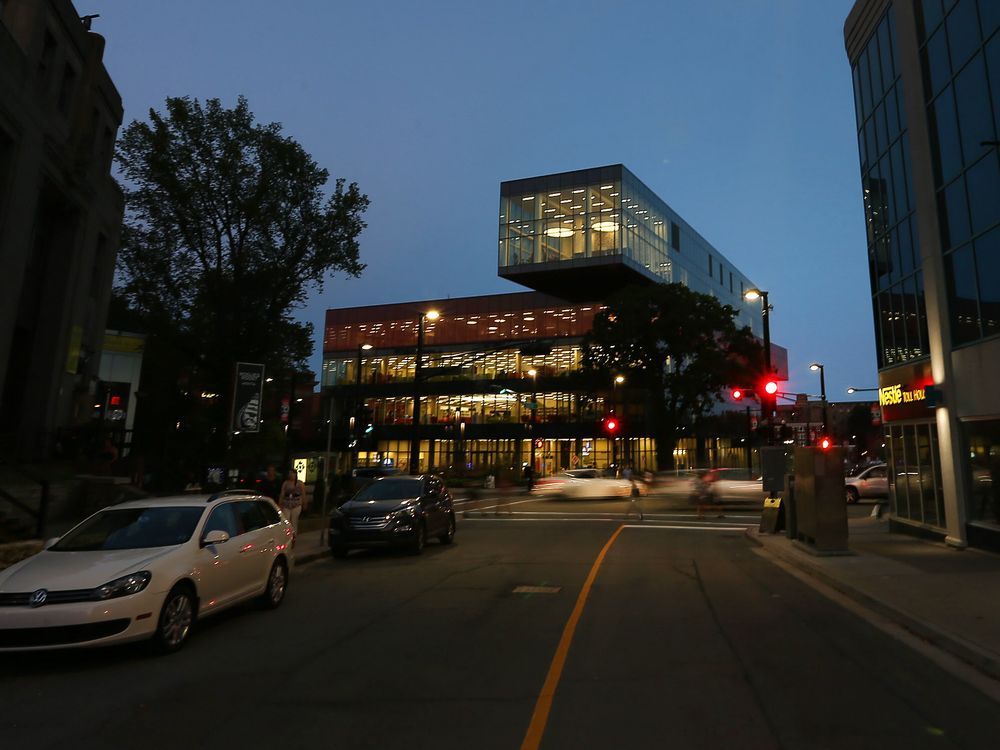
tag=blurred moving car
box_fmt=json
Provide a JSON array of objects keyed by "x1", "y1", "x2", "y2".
[
  {"x1": 531, "y1": 468, "x2": 601, "y2": 495},
  {"x1": 329, "y1": 475, "x2": 456, "y2": 557},
  {"x1": 845, "y1": 464, "x2": 889, "y2": 503},
  {"x1": 533, "y1": 468, "x2": 645, "y2": 499},
  {"x1": 703, "y1": 468, "x2": 766, "y2": 502},
  {"x1": 0, "y1": 490, "x2": 294, "y2": 653}
]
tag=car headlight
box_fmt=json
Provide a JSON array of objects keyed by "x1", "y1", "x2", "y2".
[
  {"x1": 94, "y1": 571, "x2": 152, "y2": 600},
  {"x1": 389, "y1": 507, "x2": 418, "y2": 524}
]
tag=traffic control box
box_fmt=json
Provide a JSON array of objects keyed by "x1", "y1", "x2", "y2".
[{"x1": 792, "y1": 446, "x2": 848, "y2": 553}]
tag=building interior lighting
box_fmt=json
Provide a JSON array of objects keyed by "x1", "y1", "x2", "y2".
[
  {"x1": 592, "y1": 221, "x2": 618, "y2": 232},
  {"x1": 544, "y1": 227, "x2": 575, "y2": 238}
]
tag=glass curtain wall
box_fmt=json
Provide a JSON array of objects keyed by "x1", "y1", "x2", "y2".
[
  {"x1": 917, "y1": 0, "x2": 1000, "y2": 346},
  {"x1": 358, "y1": 437, "x2": 658, "y2": 474},
  {"x1": 852, "y1": 5, "x2": 930, "y2": 367},
  {"x1": 499, "y1": 179, "x2": 623, "y2": 267},
  {"x1": 324, "y1": 344, "x2": 586, "y2": 387},
  {"x1": 361, "y1": 392, "x2": 607, "y2": 426}
]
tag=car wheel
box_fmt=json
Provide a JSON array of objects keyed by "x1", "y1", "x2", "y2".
[
  {"x1": 438, "y1": 513, "x2": 456, "y2": 544},
  {"x1": 846, "y1": 486, "x2": 860, "y2": 504},
  {"x1": 153, "y1": 585, "x2": 195, "y2": 654},
  {"x1": 331, "y1": 543, "x2": 349, "y2": 559},
  {"x1": 260, "y1": 559, "x2": 288, "y2": 609},
  {"x1": 409, "y1": 521, "x2": 426, "y2": 555}
]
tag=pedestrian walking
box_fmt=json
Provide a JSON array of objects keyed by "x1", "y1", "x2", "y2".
[
  {"x1": 693, "y1": 470, "x2": 724, "y2": 520},
  {"x1": 279, "y1": 468, "x2": 306, "y2": 532}
]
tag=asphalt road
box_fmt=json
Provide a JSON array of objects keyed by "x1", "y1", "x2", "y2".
[{"x1": 2, "y1": 516, "x2": 997, "y2": 749}]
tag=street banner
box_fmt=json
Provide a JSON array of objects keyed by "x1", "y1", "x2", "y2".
[{"x1": 232, "y1": 362, "x2": 265, "y2": 433}]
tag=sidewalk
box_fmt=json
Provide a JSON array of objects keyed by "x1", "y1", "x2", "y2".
[{"x1": 748, "y1": 516, "x2": 1000, "y2": 683}]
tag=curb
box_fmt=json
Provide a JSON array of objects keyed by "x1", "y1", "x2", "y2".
[
  {"x1": 746, "y1": 528, "x2": 1000, "y2": 683},
  {"x1": 295, "y1": 546, "x2": 329, "y2": 566}
]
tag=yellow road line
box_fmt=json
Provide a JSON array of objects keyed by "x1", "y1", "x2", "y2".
[{"x1": 520, "y1": 524, "x2": 625, "y2": 750}]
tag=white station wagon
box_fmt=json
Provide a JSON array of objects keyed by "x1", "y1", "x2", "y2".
[{"x1": 0, "y1": 490, "x2": 294, "y2": 653}]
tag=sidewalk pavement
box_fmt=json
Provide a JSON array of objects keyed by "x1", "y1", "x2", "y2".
[{"x1": 748, "y1": 516, "x2": 1000, "y2": 683}]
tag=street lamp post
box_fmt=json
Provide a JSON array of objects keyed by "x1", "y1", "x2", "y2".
[
  {"x1": 744, "y1": 289, "x2": 773, "y2": 445},
  {"x1": 613, "y1": 375, "x2": 624, "y2": 472},
  {"x1": 527, "y1": 368, "x2": 537, "y2": 491},
  {"x1": 810, "y1": 363, "x2": 828, "y2": 438},
  {"x1": 409, "y1": 310, "x2": 439, "y2": 475}
]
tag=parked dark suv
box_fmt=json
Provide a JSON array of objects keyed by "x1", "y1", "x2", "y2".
[{"x1": 328, "y1": 475, "x2": 456, "y2": 557}]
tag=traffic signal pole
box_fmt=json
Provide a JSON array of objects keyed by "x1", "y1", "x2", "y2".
[{"x1": 760, "y1": 291, "x2": 774, "y2": 447}]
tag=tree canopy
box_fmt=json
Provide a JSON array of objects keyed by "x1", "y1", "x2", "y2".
[
  {"x1": 114, "y1": 96, "x2": 368, "y2": 467},
  {"x1": 116, "y1": 95, "x2": 368, "y2": 372},
  {"x1": 582, "y1": 282, "x2": 764, "y2": 469}
]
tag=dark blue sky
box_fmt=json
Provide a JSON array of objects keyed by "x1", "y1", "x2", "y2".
[{"x1": 88, "y1": 0, "x2": 870, "y2": 401}]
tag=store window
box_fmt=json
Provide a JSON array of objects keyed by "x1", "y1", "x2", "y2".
[
  {"x1": 963, "y1": 420, "x2": 1000, "y2": 527},
  {"x1": 887, "y1": 422, "x2": 944, "y2": 528}
]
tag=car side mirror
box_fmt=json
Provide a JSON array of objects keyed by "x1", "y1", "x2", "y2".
[
  {"x1": 202, "y1": 529, "x2": 230, "y2": 547},
  {"x1": 43, "y1": 537, "x2": 60, "y2": 550}
]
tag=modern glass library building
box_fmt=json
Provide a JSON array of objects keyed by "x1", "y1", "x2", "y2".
[{"x1": 322, "y1": 165, "x2": 778, "y2": 477}]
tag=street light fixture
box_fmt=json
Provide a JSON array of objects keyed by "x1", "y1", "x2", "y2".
[
  {"x1": 809, "y1": 363, "x2": 828, "y2": 438},
  {"x1": 847, "y1": 386, "x2": 878, "y2": 394},
  {"x1": 527, "y1": 368, "x2": 538, "y2": 492},
  {"x1": 744, "y1": 288, "x2": 774, "y2": 444},
  {"x1": 613, "y1": 375, "x2": 625, "y2": 469},
  {"x1": 409, "y1": 310, "x2": 440, "y2": 475}
]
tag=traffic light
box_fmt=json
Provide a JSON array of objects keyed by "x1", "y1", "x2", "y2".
[
  {"x1": 818, "y1": 436, "x2": 832, "y2": 450},
  {"x1": 603, "y1": 416, "x2": 620, "y2": 435},
  {"x1": 763, "y1": 379, "x2": 779, "y2": 396},
  {"x1": 731, "y1": 388, "x2": 744, "y2": 401}
]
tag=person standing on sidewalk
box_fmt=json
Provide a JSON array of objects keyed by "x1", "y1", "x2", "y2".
[
  {"x1": 279, "y1": 468, "x2": 305, "y2": 533},
  {"x1": 263, "y1": 464, "x2": 282, "y2": 504}
]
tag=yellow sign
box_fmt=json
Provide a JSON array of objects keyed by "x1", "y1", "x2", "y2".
[
  {"x1": 65, "y1": 325, "x2": 83, "y2": 374},
  {"x1": 104, "y1": 333, "x2": 145, "y2": 354},
  {"x1": 880, "y1": 383, "x2": 925, "y2": 407}
]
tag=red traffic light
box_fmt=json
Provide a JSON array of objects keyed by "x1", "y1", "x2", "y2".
[
  {"x1": 731, "y1": 388, "x2": 744, "y2": 401},
  {"x1": 818, "y1": 436, "x2": 832, "y2": 450},
  {"x1": 603, "y1": 417, "x2": 619, "y2": 434},
  {"x1": 763, "y1": 380, "x2": 778, "y2": 395}
]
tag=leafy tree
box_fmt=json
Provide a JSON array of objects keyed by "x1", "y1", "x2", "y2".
[
  {"x1": 582, "y1": 283, "x2": 764, "y2": 470},
  {"x1": 115, "y1": 96, "x2": 368, "y2": 463}
]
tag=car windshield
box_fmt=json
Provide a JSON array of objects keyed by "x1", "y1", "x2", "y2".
[
  {"x1": 354, "y1": 479, "x2": 423, "y2": 501},
  {"x1": 52, "y1": 506, "x2": 206, "y2": 551}
]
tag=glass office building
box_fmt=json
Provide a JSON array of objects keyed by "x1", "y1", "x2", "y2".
[
  {"x1": 845, "y1": 0, "x2": 1000, "y2": 549},
  {"x1": 322, "y1": 166, "x2": 778, "y2": 477}
]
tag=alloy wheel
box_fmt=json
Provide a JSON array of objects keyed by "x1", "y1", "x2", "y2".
[
  {"x1": 161, "y1": 592, "x2": 193, "y2": 648},
  {"x1": 268, "y1": 562, "x2": 287, "y2": 605}
]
